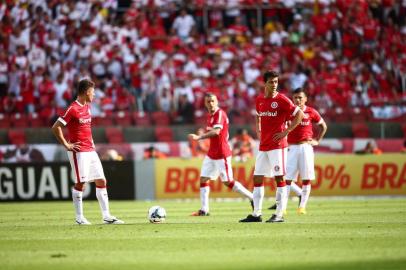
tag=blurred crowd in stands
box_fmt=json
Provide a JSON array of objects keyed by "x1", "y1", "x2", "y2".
[{"x1": 0, "y1": 0, "x2": 405, "y2": 127}]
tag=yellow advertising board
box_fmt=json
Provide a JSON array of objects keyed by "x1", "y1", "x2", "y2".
[{"x1": 155, "y1": 154, "x2": 406, "y2": 199}]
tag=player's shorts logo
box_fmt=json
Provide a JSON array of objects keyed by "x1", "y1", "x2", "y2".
[
  {"x1": 274, "y1": 165, "x2": 280, "y2": 172},
  {"x1": 271, "y1": 102, "x2": 278, "y2": 109}
]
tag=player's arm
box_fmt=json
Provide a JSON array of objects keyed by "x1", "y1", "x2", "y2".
[
  {"x1": 255, "y1": 115, "x2": 261, "y2": 140},
  {"x1": 273, "y1": 108, "x2": 304, "y2": 142},
  {"x1": 188, "y1": 127, "x2": 220, "y2": 141},
  {"x1": 311, "y1": 120, "x2": 328, "y2": 146},
  {"x1": 51, "y1": 120, "x2": 81, "y2": 152}
]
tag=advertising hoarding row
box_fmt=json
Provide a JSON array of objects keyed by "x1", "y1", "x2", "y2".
[{"x1": 155, "y1": 154, "x2": 406, "y2": 198}]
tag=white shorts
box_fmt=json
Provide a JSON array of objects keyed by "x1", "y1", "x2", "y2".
[
  {"x1": 253, "y1": 148, "x2": 287, "y2": 178},
  {"x1": 285, "y1": 144, "x2": 315, "y2": 181},
  {"x1": 67, "y1": 151, "x2": 106, "y2": 183},
  {"x1": 200, "y1": 156, "x2": 233, "y2": 182}
]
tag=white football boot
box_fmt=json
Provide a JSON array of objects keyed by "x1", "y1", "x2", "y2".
[
  {"x1": 103, "y1": 216, "x2": 125, "y2": 224},
  {"x1": 76, "y1": 217, "x2": 91, "y2": 225}
]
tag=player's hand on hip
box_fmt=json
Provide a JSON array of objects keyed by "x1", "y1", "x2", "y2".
[
  {"x1": 273, "y1": 130, "x2": 288, "y2": 142},
  {"x1": 66, "y1": 142, "x2": 81, "y2": 152},
  {"x1": 188, "y1": 134, "x2": 199, "y2": 141},
  {"x1": 309, "y1": 139, "x2": 319, "y2": 146}
]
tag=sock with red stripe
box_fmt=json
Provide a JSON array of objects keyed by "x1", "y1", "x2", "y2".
[
  {"x1": 253, "y1": 185, "x2": 264, "y2": 217},
  {"x1": 96, "y1": 187, "x2": 111, "y2": 218},
  {"x1": 72, "y1": 188, "x2": 84, "y2": 220},
  {"x1": 231, "y1": 181, "x2": 253, "y2": 200},
  {"x1": 200, "y1": 183, "x2": 210, "y2": 213},
  {"x1": 300, "y1": 183, "x2": 311, "y2": 209}
]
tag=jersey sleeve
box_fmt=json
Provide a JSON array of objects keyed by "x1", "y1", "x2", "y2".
[
  {"x1": 312, "y1": 109, "x2": 324, "y2": 124},
  {"x1": 212, "y1": 110, "x2": 224, "y2": 129},
  {"x1": 58, "y1": 106, "x2": 74, "y2": 126}
]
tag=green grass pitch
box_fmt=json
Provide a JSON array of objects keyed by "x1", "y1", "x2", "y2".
[{"x1": 0, "y1": 198, "x2": 405, "y2": 270}]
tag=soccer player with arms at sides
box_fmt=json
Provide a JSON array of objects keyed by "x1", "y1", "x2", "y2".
[
  {"x1": 188, "y1": 93, "x2": 254, "y2": 216},
  {"x1": 284, "y1": 87, "x2": 327, "y2": 214},
  {"x1": 52, "y1": 79, "x2": 124, "y2": 225},
  {"x1": 239, "y1": 70, "x2": 304, "y2": 223}
]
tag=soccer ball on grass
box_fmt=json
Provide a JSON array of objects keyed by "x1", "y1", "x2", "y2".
[{"x1": 148, "y1": 206, "x2": 166, "y2": 223}]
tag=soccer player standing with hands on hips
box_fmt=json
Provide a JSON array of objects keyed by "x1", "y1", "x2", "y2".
[
  {"x1": 52, "y1": 79, "x2": 124, "y2": 225},
  {"x1": 239, "y1": 70, "x2": 304, "y2": 223},
  {"x1": 189, "y1": 93, "x2": 254, "y2": 216},
  {"x1": 284, "y1": 88, "x2": 327, "y2": 214}
]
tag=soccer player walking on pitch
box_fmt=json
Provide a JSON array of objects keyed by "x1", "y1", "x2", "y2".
[
  {"x1": 239, "y1": 70, "x2": 304, "y2": 223},
  {"x1": 284, "y1": 88, "x2": 327, "y2": 214},
  {"x1": 52, "y1": 79, "x2": 124, "y2": 225},
  {"x1": 189, "y1": 93, "x2": 254, "y2": 216}
]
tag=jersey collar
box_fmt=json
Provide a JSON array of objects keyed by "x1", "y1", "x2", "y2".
[
  {"x1": 75, "y1": 100, "x2": 85, "y2": 107},
  {"x1": 210, "y1": 108, "x2": 220, "y2": 115},
  {"x1": 265, "y1": 92, "x2": 279, "y2": 98}
]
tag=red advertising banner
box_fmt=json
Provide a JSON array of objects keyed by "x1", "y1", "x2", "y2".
[{"x1": 155, "y1": 154, "x2": 406, "y2": 199}]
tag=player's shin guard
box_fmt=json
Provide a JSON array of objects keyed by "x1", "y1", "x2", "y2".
[
  {"x1": 299, "y1": 184, "x2": 311, "y2": 209},
  {"x1": 275, "y1": 185, "x2": 287, "y2": 217},
  {"x1": 200, "y1": 183, "x2": 210, "y2": 213},
  {"x1": 232, "y1": 181, "x2": 253, "y2": 200},
  {"x1": 72, "y1": 188, "x2": 84, "y2": 220},
  {"x1": 96, "y1": 187, "x2": 111, "y2": 219},
  {"x1": 253, "y1": 184, "x2": 264, "y2": 217}
]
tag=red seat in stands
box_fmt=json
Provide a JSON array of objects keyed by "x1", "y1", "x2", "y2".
[
  {"x1": 114, "y1": 111, "x2": 133, "y2": 126},
  {"x1": 105, "y1": 127, "x2": 125, "y2": 143},
  {"x1": 8, "y1": 129, "x2": 27, "y2": 145},
  {"x1": 10, "y1": 113, "x2": 29, "y2": 128},
  {"x1": 155, "y1": 126, "x2": 174, "y2": 142},
  {"x1": 151, "y1": 111, "x2": 171, "y2": 126}
]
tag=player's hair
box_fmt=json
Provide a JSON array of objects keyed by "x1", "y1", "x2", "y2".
[
  {"x1": 77, "y1": 79, "x2": 95, "y2": 95},
  {"x1": 263, "y1": 70, "x2": 279, "y2": 83},
  {"x1": 293, "y1": 87, "x2": 307, "y2": 96},
  {"x1": 204, "y1": 92, "x2": 217, "y2": 99}
]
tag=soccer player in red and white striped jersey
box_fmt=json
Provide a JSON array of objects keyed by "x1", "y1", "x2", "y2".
[
  {"x1": 239, "y1": 70, "x2": 304, "y2": 223},
  {"x1": 285, "y1": 88, "x2": 327, "y2": 214},
  {"x1": 52, "y1": 79, "x2": 124, "y2": 225},
  {"x1": 188, "y1": 93, "x2": 253, "y2": 216}
]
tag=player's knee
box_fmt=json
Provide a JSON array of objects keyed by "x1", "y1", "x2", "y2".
[
  {"x1": 74, "y1": 183, "x2": 84, "y2": 191},
  {"x1": 275, "y1": 176, "x2": 286, "y2": 187},
  {"x1": 223, "y1": 181, "x2": 235, "y2": 188},
  {"x1": 95, "y1": 179, "x2": 107, "y2": 189},
  {"x1": 302, "y1": 180, "x2": 311, "y2": 185},
  {"x1": 199, "y1": 177, "x2": 210, "y2": 188},
  {"x1": 253, "y1": 175, "x2": 264, "y2": 185},
  {"x1": 275, "y1": 176, "x2": 284, "y2": 182}
]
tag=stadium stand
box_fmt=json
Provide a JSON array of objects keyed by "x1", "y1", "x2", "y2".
[
  {"x1": 27, "y1": 113, "x2": 45, "y2": 128},
  {"x1": 155, "y1": 126, "x2": 174, "y2": 142},
  {"x1": 151, "y1": 111, "x2": 172, "y2": 126},
  {"x1": 114, "y1": 111, "x2": 133, "y2": 127},
  {"x1": 10, "y1": 113, "x2": 29, "y2": 128},
  {"x1": 0, "y1": 0, "x2": 404, "y2": 143},
  {"x1": 105, "y1": 127, "x2": 125, "y2": 144},
  {"x1": 133, "y1": 112, "x2": 152, "y2": 126},
  {"x1": 0, "y1": 113, "x2": 11, "y2": 128},
  {"x1": 8, "y1": 129, "x2": 26, "y2": 145},
  {"x1": 351, "y1": 123, "x2": 370, "y2": 138}
]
